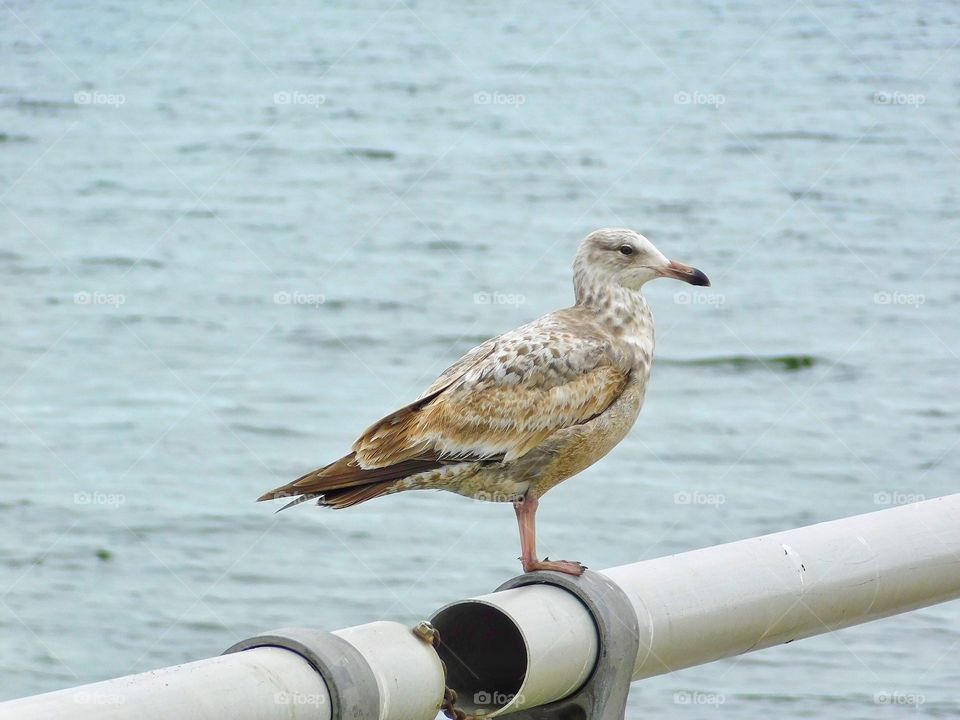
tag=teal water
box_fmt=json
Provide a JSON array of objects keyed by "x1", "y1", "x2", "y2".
[{"x1": 2, "y1": 2, "x2": 959, "y2": 717}]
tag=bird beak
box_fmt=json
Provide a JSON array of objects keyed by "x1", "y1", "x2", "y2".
[{"x1": 658, "y1": 260, "x2": 711, "y2": 286}]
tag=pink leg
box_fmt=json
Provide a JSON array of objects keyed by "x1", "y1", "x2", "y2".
[{"x1": 513, "y1": 496, "x2": 586, "y2": 576}]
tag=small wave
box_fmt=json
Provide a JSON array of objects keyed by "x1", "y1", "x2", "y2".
[
  {"x1": 345, "y1": 147, "x2": 396, "y2": 160},
  {"x1": 423, "y1": 238, "x2": 488, "y2": 252},
  {"x1": 321, "y1": 297, "x2": 409, "y2": 312},
  {"x1": 664, "y1": 354, "x2": 819, "y2": 372},
  {"x1": 103, "y1": 314, "x2": 225, "y2": 332},
  {"x1": 0, "y1": 132, "x2": 32, "y2": 143},
  {"x1": 230, "y1": 423, "x2": 309, "y2": 438},
  {"x1": 85, "y1": 420, "x2": 136, "y2": 431},
  {"x1": 243, "y1": 222, "x2": 296, "y2": 233},
  {"x1": 177, "y1": 142, "x2": 210, "y2": 154},
  {"x1": 81, "y1": 256, "x2": 164, "y2": 269},
  {"x1": 788, "y1": 189, "x2": 826, "y2": 201},
  {"x1": 0, "y1": 499, "x2": 31, "y2": 510},
  {"x1": 287, "y1": 330, "x2": 381, "y2": 349},
  {"x1": 654, "y1": 201, "x2": 694, "y2": 215},
  {"x1": 77, "y1": 179, "x2": 123, "y2": 196},
  {"x1": 184, "y1": 208, "x2": 216, "y2": 219},
  {"x1": 225, "y1": 571, "x2": 286, "y2": 584},
  {"x1": 724, "y1": 142, "x2": 764, "y2": 155},
  {"x1": 15, "y1": 97, "x2": 76, "y2": 114},
  {"x1": 179, "y1": 619, "x2": 229, "y2": 632},
  {"x1": 750, "y1": 130, "x2": 843, "y2": 143},
  {"x1": 750, "y1": 130, "x2": 905, "y2": 146},
  {"x1": 234, "y1": 194, "x2": 288, "y2": 206}
]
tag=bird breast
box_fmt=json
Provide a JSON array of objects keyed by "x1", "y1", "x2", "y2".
[
  {"x1": 596, "y1": 292, "x2": 656, "y2": 374},
  {"x1": 523, "y1": 369, "x2": 650, "y2": 497}
]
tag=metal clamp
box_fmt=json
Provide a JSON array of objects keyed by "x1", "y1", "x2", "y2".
[
  {"x1": 495, "y1": 570, "x2": 640, "y2": 720},
  {"x1": 224, "y1": 627, "x2": 380, "y2": 720}
]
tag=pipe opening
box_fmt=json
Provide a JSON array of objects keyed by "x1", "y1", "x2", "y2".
[{"x1": 431, "y1": 601, "x2": 527, "y2": 716}]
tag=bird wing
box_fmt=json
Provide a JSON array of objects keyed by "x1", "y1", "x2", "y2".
[{"x1": 352, "y1": 309, "x2": 630, "y2": 466}]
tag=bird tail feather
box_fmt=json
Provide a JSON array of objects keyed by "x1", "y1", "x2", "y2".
[{"x1": 257, "y1": 452, "x2": 444, "y2": 510}]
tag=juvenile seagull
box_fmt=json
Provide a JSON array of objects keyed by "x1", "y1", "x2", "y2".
[{"x1": 260, "y1": 228, "x2": 709, "y2": 575}]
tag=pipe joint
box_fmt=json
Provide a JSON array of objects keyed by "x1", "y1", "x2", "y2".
[
  {"x1": 224, "y1": 627, "x2": 380, "y2": 720},
  {"x1": 431, "y1": 570, "x2": 639, "y2": 718}
]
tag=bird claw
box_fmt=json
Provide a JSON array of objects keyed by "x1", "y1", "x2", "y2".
[{"x1": 522, "y1": 557, "x2": 587, "y2": 576}]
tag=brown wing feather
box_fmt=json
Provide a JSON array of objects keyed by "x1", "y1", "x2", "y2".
[
  {"x1": 354, "y1": 363, "x2": 628, "y2": 466},
  {"x1": 351, "y1": 311, "x2": 631, "y2": 467},
  {"x1": 319, "y1": 482, "x2": 398, "y2": 509},
  {"x1": 257, "y1": 452, "x2": 445, "y2": 502}
]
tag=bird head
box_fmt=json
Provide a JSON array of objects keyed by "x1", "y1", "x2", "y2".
[{"x1": 573, "y1": 228, "x2": 710, "y2": 297}]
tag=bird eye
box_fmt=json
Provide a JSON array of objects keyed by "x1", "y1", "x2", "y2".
[{"x1": 619, "y1": 244, "x2": 634, "y2": 256}]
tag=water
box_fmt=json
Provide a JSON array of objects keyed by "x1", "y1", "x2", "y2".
[{"x1": 2, "y1": 1, "x2": 959, "y2": 716}]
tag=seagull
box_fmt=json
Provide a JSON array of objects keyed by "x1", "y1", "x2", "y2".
[{"x1": 259, "y1": 228, "x2": 709, "y2": 575}]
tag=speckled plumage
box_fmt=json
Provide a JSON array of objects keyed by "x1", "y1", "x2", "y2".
[
  {"x1": 380, "y1": 297, "x2": 653, "y2": 502},
  {"x1": 260, "y1": 228, "x2": 709, "y2": 574}
]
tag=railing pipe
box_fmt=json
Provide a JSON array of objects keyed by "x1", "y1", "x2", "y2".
[
  {"x1": 2, "y1": 495, "x2": 959, "y2": 720},
  {"x1": 429, "y1": 494, "x2": 960, "y2": 716}
]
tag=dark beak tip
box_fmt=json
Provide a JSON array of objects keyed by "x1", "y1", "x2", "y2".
[{"x1": 690, "y1": 269, "x2": 711, "y2": 287}]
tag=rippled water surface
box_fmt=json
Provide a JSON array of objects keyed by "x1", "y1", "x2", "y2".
[{"x1": 2, "y1": 1, "x2": 959, "y2": 717}]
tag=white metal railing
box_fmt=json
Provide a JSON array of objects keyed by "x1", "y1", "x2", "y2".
[{"x1": 1, "y1": 494, "x2": 958, "y2": 719}]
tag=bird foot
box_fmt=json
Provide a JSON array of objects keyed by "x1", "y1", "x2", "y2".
[{"x1": 521, "y1": 556, "x2": 587, "y2": 576}]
